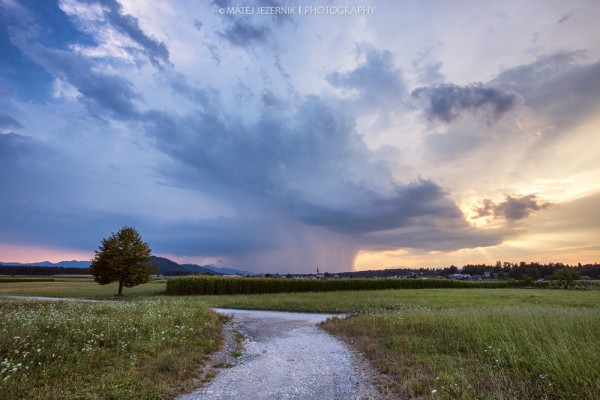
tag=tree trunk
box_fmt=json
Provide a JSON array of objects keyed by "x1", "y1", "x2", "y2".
[{"x1": 118, "y1": 281, "x2": 123, "y2": 296}]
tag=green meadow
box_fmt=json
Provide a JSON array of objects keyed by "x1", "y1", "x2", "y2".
[
  {"x1": 0, "y1": 276, "x2": 166, "y2": 298},
  {"x1": 0, "y1": 297, "x2": 222, "y2": 400},
  {"x1": 1, "y1": 277, "x2": 599, "y2": 399}
]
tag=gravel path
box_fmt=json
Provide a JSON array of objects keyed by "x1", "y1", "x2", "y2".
[{"x1": 178, "y1": 309, "x2": 382, "y2": 400}]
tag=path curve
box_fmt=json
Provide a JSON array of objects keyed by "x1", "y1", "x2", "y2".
[{"x1": 179, "y1": 309, "x2": 381, "y2": 400}]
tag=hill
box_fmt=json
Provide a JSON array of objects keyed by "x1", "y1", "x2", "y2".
[
  {"x1": 181, "y1": 263, "x2": 256, "y2": 276},
  {"x1": 150, "y1": 256, "x2": 218, "y2": 276},
  {"x1": 0, "y1": 260, "x2": 91, "y2": 268},
  {"x1": 0, "y1": 257, "x2": 253, "y2": 276}
]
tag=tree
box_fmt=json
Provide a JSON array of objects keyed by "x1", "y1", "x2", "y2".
[
  {"x1": 550, "y1": 267, "x2": 580, "y2": 289},
  {"x1": 90, "y1": 226, "x2": 153, "y2": 296}
]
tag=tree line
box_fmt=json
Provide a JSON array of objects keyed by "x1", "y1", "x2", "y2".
[
  {"x1": 0, "y1": 265, "x2": 89, "y2": 275},
  {"x1": 460, "y1": 262, "x2": 600, "y2": 280},
  {"x1": 339, "y1": 262, "x2": 600, "y2": 279}
]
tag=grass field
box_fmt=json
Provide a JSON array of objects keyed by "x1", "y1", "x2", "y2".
[
  {"x1": 0, "y1": 276, "x2": 166, "y2": 298},
  {"x1": 2, "y1": 279, "x2": 599, "y2": 399},
  {"x1": 324, "y1": 306, "x2": 600, "y2": 399},
  {"x1": 196, "y1": 288, "x2": 600, "y2": 399},
  {"x1": 194, "y1": 287, "x2": 600, "y2": 312},
  {"x1": 0, "y1": 297, "x2": 222, "y2": 400}
]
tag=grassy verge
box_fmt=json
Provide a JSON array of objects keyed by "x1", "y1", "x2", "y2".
[
  {"x1": 0, "y1": 298, "x2": 222, "y2": 399},
  {"x1": 0, "y1": 277, "x2": 166, "y2": 298},
  {"x1": 322, "y1": 307, "x2": 600, "y2": 399}
]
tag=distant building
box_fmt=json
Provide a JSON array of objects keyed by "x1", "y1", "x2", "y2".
[{"x1": 448, "y1": 273, "x2": 472, "y2": 280}]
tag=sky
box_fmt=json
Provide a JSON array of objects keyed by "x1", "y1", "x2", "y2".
[{"x1": 1, "y1": 0, "x2": 599, "y2": 273}]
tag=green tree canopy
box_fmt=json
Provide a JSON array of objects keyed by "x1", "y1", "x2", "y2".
[
  {"x1": 550, "y1": 267, "x2": 580, "y2": 289},
  {"x1": 90, "y1": 226, "x2": 153, "y2": 296}
]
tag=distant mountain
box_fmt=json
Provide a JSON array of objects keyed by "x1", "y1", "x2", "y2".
[
  {"x1": 194, "y1": 264, "x2": 256, "y2": 276},
  {"x1": 150, "y1": 256, "x2": 217, "y2": 275},
  {"x1": 149, "y1": 257, "x2": 255, "y2": 276},
  {"x1": 0, "y1": 257, "x2": 254, "y2": 276},
  {"x1": 0, "y1": 260, "x2": 90, "y2": 268}
]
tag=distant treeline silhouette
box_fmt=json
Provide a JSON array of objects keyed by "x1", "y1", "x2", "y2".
[
  {"x1": 0, "y1": 265, "x2": 90, "y2": 275},
  {"x1": 461, "y1": 262, "x2": 600, "y2": 280},
  {"x1": 341, "y1": 262, "x2": 600, "y2": 279}
]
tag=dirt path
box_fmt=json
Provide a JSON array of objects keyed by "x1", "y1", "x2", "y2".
[{"x1": 178, "y1": 309, "x2": 382, "y2": 400}]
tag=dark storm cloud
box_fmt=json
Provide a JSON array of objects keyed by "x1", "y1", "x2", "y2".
[
  {"x1": 218, "y1": 19, "x2": 272, "y2": 47},
  {"x1": 475, "y1": 195, "x2": 550, "y2": 221},
  {"x1": 326, "y1": 46, "x2": 405, "y2": 106},
  {"x1": 142, "y1": 89, "x2": 472, "y2": 253},
  {"x1": 296, "y1": 180, "x2": 462, "y2": 233},
  {"x1": 0, "y1": 112, "x2": 23, "y2": 130},
  {"x1": 412, "y1": 83, "x2": 519, "y2": 123},
  {"x1": 492, "y1": 52, "x2": 600, "y2": 133}
]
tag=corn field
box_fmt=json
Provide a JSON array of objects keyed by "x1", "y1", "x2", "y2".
[{"x1": 166, "y1": 276, "x2": 512, "y2": 295}]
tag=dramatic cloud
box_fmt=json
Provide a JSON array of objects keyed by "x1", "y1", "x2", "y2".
[
  {"x1": 296, "y1": 180, "x2": 462, "y2": 234},
  {"x1": 475, "y1": 195, "x2": 551, "y2": 221},
  {"x1": 143, "y1": 92, "x2": 461, "y2": 240},
  {"x1": 492, "y1": 52, "x2": 600, "y2": 133},
  {"x1": 412, "y1": 83, "x2": 519, "y2": 123}
]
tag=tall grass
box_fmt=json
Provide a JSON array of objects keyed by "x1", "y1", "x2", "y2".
[
  {"x1": 166, "y1": 276, "x2": 512, "y2": 295},
  {"x1": 0, "y1": 298, "x2": 222, "y2": 399},
  {"x1": 323, "y1": 306, "x2": 600, "y2": 399}
]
